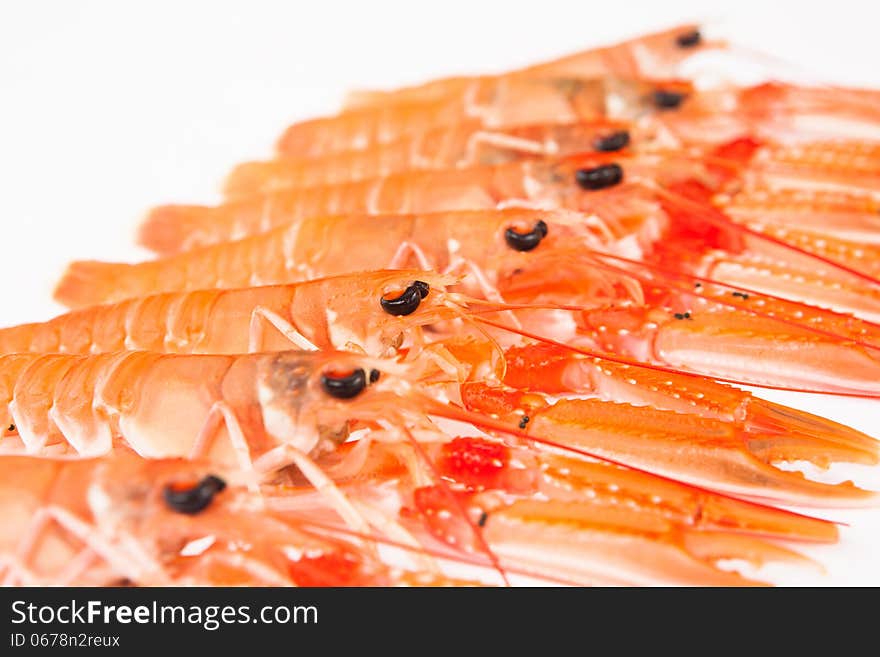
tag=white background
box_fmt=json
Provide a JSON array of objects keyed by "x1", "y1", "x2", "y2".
[{"x1": 0, "y1": 0, "x2": 878, "y2": 584}]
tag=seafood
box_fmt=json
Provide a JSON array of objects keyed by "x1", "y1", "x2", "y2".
[
  {"x1": 68, "y1": 201, "x2": 880, "y2": 358},
  {"x1": 63, "y1": 209, "x2": 620, "y2": 304},
  {"x1": 0, "y1": 450, "x2": 489, "y2": 586},
  {"x1": 718, "y1": 187, "x2": 880, "y2": 246},
  {"x1": 136, "y1": 152, "x2": 880, "y2": 324},
  {"x1": 138, "y1": 150, "x2": 880, "y2": 335},
  {"x1": 0, "y1": 442, "x2": 837, "y2": 587},
  {"x1": 704, "y1": 137, "x2": 880, "y2": 196},
  {"x1": 660, "y1": 82, "x2": 880, "y2": 145},
  {"x1": 7, "y1": 23, "x2": 880, "y2": 588},
  {"x1": 13, "y1": 250, "x2": 880, "y2": 485},
  {"x1": 456, "y1": 374, "x2": 878, "y2": 506},
  {"x1": 134, "y1": 149, "x2": 861, "y2": 264},
  {"x1": 0, "y1": 349, "x2": 415, "y2": 475},
  {"x1": 500, "y1": 340, "x2": 880, "y2": 464},
  {"x1": 55, "y1": 210, "x2": 880, "y2": 395},
  {"x1": 225, "y1": 135, "x2": 880, "y2": 296},
  {"x1": 342, "y1": 24, "x2": 717, "y2": 109},
  {"x1": 384, "y1": 437, "x2": 833, "y2": 585},
  {"x1": 237, "y1": 78, "x2": 880, "y2": 199},
  {"x1": 315, "y1": 437, "x2": 837, "y2": 586},
  {"x1": 276, "y1": 77, "x2": 692, "y2": 159},
  {"x1": 233, "y1": 122, "x2": 880, "y2": 249},
  {"x1": 11, "y1": 259, "x2": 880, "y2": 462},
  {"x1": 565, "y1": 155, "x2": 880, "y2": 322},
  {"x1": 0, "y1": 335, "x2": 875, "y2": 508},
  {"x1": 2, "y1": 270, "x2": 465, "y2": 358},
  {"x1": 227, "y1": 120, "x2": 631, "y2": 198},
  {"x1": 274, "y1": 78, "x2": 880, "y2": 189}
]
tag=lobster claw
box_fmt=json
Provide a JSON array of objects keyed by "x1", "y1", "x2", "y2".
[
  {"x1": 527, "y1": 397, "x2": 878, "y2": 508},
  {"x1": 578, "y1": 303, "x2": 880, "y2": 396},
  {"x1": 480, "y1": 499, "x2": 808, "y2": 586},
  {"x1": 452, "y1": 384, "x2": 878, "y2": 508},
  {"x1": 501, "y1": 341, "x2": 880, "y2": 463}
]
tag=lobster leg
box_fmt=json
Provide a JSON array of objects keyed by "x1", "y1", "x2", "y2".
[
  {"x1": 189, "y1": 401, "x2": 258, "y2": 482},
  {"x1": 54, "y1": 548, "x2": 102, "y2": 586},
  {"x1": 248, "y1": 306, "x2": 319, "y2": 352},
  {"x1": 388, "y1": 240, "x2": 434, "y2": 270},
  {"x1": 464, "y1": 130, "x2": 550, "y2": 161},
  {"x1": 5, "y1": 506, "x2": 158, "y2": 586},
  {"x1": 253, "y1": 443, "x2": 378, "y2": 546}
]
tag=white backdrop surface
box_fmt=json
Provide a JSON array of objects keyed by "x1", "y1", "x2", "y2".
[{"x1": 0, "y1": 0, "x2": 878, "y2": 585}]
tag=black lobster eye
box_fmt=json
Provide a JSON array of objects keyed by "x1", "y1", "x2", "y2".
[
  {"x1": 652, "y1": 89, "x2": 687, "y2": 109},
  {"x1": 369, "y1": 369, "x2": 380, "y2": 383},
  {"x1": 380, "y1": 281, "x2": 430, "y2": 316},
  {"x1": 504, "y1": 220, "x2": 548, "y2": 252},
  {"x1": 676, "y1": 29, "x2": 702, "y2": 48},
  {"x1": 321, "y1": 368, "x2": 367, "y2": 399},
  {"x1": 163, "y1": 475, "x2": 227, "y2": 515},
  {"x1": 575, "y1": 163, "x2": 623, "y2": 191},
  {"x1": 593, "y1": 130, "x2": 630, "y2": 153}
]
